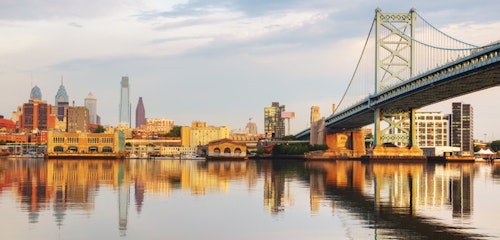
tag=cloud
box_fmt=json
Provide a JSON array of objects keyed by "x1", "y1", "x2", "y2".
[
  {"x1": 136, "y1": 0, "x2": 307, "y2": 19},
  {"x1": 68, "y1": 22, "x2": 83, "y2": 28},
  {"x1": 0, "y1": 0, "x2": 128, "y2": 20}
]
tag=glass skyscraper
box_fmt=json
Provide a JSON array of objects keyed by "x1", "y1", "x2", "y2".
[
  {"x1": 55, "y1": 80, "x2": 69, "y2": 121},
  {"x1": 85, "y1": 92, "x2": 97, "y2": 125},
  {"x1": 119, "y1": 76, "x2": 131, "y2": 127}
]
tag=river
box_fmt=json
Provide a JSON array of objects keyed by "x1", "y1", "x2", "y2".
[{"x1": 1, "y1": 158, "x2": 499, "y2": 239}]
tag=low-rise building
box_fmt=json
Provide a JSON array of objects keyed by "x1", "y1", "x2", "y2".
[
  {"x1": 207, "y1": 138, "x2": 247, "y2": 160},
  {"x1": 181, "y1": 121, "x2": 230, "y2": 147},
  {"x1": 46, "y1": 130, "x2": 125, "y2": 159}
]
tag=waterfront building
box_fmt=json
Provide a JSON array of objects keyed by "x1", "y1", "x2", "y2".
[
  {"x1": 181, "y1": 121, "x2": 230, "y2": 147},
  {"x1": 46, "y1": 129, "x2": 125, "y2": 158},
  {"x1": 206, "y1": 138, "x2": 247, "y2": 160},
  {"x1": 85, "y1": 92, "x2": 97, "y2": 124},
  {"x1": 66, "y1": 106, "x2": 89, "y2": 133},
  {"x1": 19, "y1": 86, "x2": 57, "y2": 131},
  {"x1": 145, "y1": 118, "x2": 174, "y2": 134},
  {"x1": 119, "y1": 76, "x2": 131, "y2": 127},
  {"x1": 125, "y1": 138, "x2": 183, "y2": 157},
  {"x1": 392, "y1": 111, "x2": 449, "y2": 147},
  {"x1": 55, "y1": 80, "x2": 69, "y2": 122},
  {"x1": 264, "y1": 102, "x2": 285, "y2": 139},
  {"x1": 135, "y1": 97, "x2": 146, "y2": 128},
  {"x1": 451, "y1": 102, "x2": 474, "y2": 155}
]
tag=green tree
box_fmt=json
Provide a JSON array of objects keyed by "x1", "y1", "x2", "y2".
[
  {"x1": 93, "y1": 125, "x2": 106, "y2": 133},
  {"x1": 282, "y1": 135, "x2": 296, "y2": 141},
  {"x1": 490, "y1": 140, "x2": 500, "y2": 152},
  {"x1": 164, "y1": 126, "x2": 181, "y2": 137}
]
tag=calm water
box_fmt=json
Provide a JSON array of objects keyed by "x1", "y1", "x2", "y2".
[{"x1": 1, "y1": 158, "x2": 500, "y2": 240}]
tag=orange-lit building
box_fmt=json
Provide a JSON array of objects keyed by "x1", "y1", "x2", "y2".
[
  {"x1": 19, "y1": 100, "x2": 57, "y2": 131},
  {"x1": 0, "y1": 115, "x2": 16, "y2": 132},
  {"x1": 19, "y1": 86, "x2": 57, "y2": 132}
]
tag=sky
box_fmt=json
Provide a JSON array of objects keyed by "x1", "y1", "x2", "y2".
[{"x1": 1, "y1": 0, "x2": 499, "y2": 141}]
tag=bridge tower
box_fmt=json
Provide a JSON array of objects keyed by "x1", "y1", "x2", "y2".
[{"x1": 372, "y1": 8, "x2": 423, "y2": 156}]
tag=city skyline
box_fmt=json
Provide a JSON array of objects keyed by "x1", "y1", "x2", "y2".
[{"x1": 1, "y1": 1, "x2": 499, "y2": 140}]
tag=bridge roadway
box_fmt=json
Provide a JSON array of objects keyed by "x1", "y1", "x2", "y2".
[{"x1": 297, "y1": 43, "x2": 500, "y2": 139}]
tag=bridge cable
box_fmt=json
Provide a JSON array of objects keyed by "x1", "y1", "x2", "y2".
[
  {"x1": 336, "y1": 19, "x2": 375, "y2": 114},
  {"x1": 380, "y1": 12, "x2": 480, "y2": 51}
]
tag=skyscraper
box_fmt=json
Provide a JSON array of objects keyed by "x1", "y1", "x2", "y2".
[
  {"x1": 55, "y1": 80, "x2": 69, "y2": 121},
  {"x1": 264, "y1": 102, "x2": 285, "y2": 139},
  {"x1": 135, "y1": 97, "x2": 146, "y2": 128},
  {"x1": 119, "y1": 76, "x2": 131, "y2": 127},
  {"x1": 85, "y1": 92, "x2": 97, "y2": 124},
  {"x1": 451, "y1": 102, "x2": 474, "y2": 155},
  {"x1": 20, "y1": 86, "x2": 57, "y2": 131}
]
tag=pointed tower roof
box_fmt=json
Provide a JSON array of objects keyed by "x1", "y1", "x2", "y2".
[{"x1": 55, "y1": 77, "x2": 69, "y2": 104}]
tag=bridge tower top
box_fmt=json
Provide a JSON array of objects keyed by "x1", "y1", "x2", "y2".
[{"x1": 375, "y1": 8, "x2": 416, "y2": 93}]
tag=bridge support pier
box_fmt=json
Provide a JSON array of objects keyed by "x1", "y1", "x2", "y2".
[
  {"x1": 372, "y1": 107, "x2": 423, "y2": 158},
  {"x1": 323, "y1": 128, "x2": 366, "y2": 158}
]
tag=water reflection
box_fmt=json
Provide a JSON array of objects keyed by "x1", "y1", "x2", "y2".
[
  {"x1": 0, "y1": 158, "x2": 499, "y2": 239},
  {"x1": 306, "y1": 161, "x2": 484, "y2": 239}
]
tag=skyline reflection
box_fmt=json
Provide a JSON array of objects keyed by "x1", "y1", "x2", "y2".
[{"x1": 0, "y1": 158, "x2": 498, "y2": 239}]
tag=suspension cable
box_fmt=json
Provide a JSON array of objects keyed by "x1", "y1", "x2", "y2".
[{"x1": 336, "y1": 19, "x2": 375, "y2": 114}]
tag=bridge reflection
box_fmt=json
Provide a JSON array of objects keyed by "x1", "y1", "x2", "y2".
[
  {"x1": 0, "y1": 158, "x2": 497, "y2": 238},
  {"x1": 306, "y1": 161, "x2": 482, "y2": 239}
]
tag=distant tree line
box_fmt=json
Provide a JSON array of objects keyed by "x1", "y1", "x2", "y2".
[
  {"x1": 271, "y1": 143, "x2": 328, "y2": 155},
  {"x1": 163, "y1": 126, "x2": 181, "y2": 137}
]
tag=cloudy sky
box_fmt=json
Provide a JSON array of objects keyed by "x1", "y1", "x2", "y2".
[{"x1": 1, "y1": 0, "x2": 499, "y2": 140}]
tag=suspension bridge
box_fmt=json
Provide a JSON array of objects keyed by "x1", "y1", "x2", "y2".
[{"x1": 296, "y1": 8, "x2": 500, "y2": 158}]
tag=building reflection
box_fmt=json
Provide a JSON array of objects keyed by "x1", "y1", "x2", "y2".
[
  {"x1": 0, "y1": 158, "x2": 477, "y2": 237},
  {"x1": 306, "y1": 161, "x2": 474, "y2": 219},
  {"x1": 0, "y1": 158, "x2": 259, "y2": 235}
]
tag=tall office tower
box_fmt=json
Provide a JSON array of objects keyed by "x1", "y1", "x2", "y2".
[
  {"x1": 85, "y1": 92, "x2": 97, "y2": 124},
  {"x1": 66, "y1": 106, "x2": 89, "y2": 132},
  {"x1": 264, "y1": 102, "x2": 285, "y2": 139},
  {"x1": 55, "y1": 80, "x2": 69, "y2": 121},
  {"x1": 135, "y1": 97, "x2": 146, "y2": 128},
  {"x1": 20, "y1": 86, "x2": 57, "y2": 131},
  {"x1": 119, "y1": 76, "x2": 131, "y2": 127},
  {"x1": 30, "y1": 85, "x2": 42, "y2": 100},
  {"x1": 451, "y1": 102, "x2": 474, "y2": 155}
]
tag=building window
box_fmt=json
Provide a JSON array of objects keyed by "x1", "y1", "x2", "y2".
[
  {"x1": 54, "y1": 146, "x2": 64, "y2": 152},
  {"x1": 102, "y1": 146, "x2": 113, "y2": 152}
]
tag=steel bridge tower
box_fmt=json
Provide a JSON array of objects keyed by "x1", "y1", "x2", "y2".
[{"x1": 373, "y1": 8, "x2": 421, "y2": 155}]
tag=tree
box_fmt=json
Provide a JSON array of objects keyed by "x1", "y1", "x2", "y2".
[
  {"x1": 93, "y1": 125, "x2": 106, "y2": 133},
  {"x1": 282, "y1": 135, "x2": 296, "y2": 141},
  {"x1": 490, "y1": 140, "x2": 500, "y2": 152},
  {"x1": 164, "y1": 126, "x2": 181, "y2": 137}
]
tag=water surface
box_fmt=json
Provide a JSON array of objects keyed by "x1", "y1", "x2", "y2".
[{"x1": 1, "y1": 158, "x2": 499, "y2": 239}]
